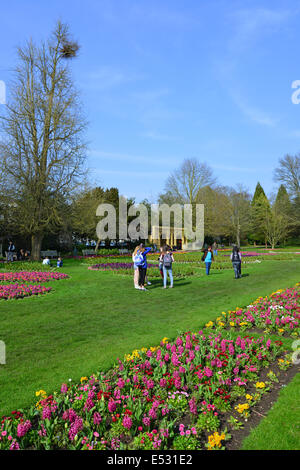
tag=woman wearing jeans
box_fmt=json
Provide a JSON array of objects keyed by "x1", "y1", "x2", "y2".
[
  {"x1": 202, "y1": 246, "x2": 214, "y2": 275},
  {"x1": 160, "y1": 246, "x2": 174, "y2": 288},
  {"x1": 230, "y1": 245, "x2": 242, "y2": 278}
]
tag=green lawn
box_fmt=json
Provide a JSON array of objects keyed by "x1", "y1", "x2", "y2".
[
  {"x1": 241, "y1": 372, "x2": 300, "y2": 450},
  {"x1": 0, "y1": 256, "x2": 299, "y2": 448}
]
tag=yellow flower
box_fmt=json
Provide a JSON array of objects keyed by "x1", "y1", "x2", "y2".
[
  {"x1": 230, "y1": 322, "x2": 235, "y2": 327},
  {"x1": 35, "y1": 389, "x2": 47, "y2": 397},
  {"x1": 207, "y1": 432, "x2": 226, "y2": 449},
  {"x1": 235, "y1": 403, "x2": 249, "y2": 413},
  {"x1": 255, "y1": 382, "x2": 266, "y2": 389},
  {"x1": 162, "y1": 337, "x2": 169, "y2": 344},
  {"x1": 246, "y1": 394, "x2": 253, "y2": 401},
  {"x1": 80, "y1": 376, "x2": 88, "y2": 383},
  {"x1": 206, "y1": 321, "x2": 214, "y2": 328}
]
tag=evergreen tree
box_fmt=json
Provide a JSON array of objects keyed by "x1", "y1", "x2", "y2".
[{"x1": 250, "y1": 182, "x2": 271, "y2": 245}]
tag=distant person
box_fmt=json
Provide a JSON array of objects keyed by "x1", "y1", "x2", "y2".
[
  {"x1": 202, "y1": 246, "x2": 214, "y2": 275},
  {"x1": 212, "y1": 241, "x2": 218, "y2": 256},
  {"x1": 57, "y1": 257, "x2": 63, "y2": 268},
  {"x1": 18, "y1": 248, "x2": 25, "y2": 261},
  {"x1": 7, "y1": 240, "x2": 15, "y2": 262},
  {"x1": 132, "y1": 246, "x2": 141, "y2": 289},
  {"x1": 42, "y1": 256, "x2": 51, "y2": 266},
  {"x1": 158, "y1": 246, "x2": 164, "y2": 281},
  {"x1": 136, "y1": 244, "x2": 152, "y2": 290},
  {"x1": 160, "y1": 245, "x2": 174, "y2": 289},
  {"x1": 231, "y1": 245, "x2": 242, "y2": 279}
]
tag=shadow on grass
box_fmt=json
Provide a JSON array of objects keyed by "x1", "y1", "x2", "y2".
[{"x1": 149, "y1": 279, "x2": 192, "y2": 289}]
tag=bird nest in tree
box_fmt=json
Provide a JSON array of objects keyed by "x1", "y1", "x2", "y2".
[{"x1": 60, "y1": 41, "x2": 80, "y2": 59}]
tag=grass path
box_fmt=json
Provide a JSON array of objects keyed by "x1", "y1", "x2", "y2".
[{"x1": 0, "y1": 258, "x2": 299, "y2": 419}]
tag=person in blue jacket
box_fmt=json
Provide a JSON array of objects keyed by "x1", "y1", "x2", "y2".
[
  {"x1": 202, "y1": 246, "x2": 214, "y2": 275},
  {"x1": 136, "y1": 243, "x2": 151, "y2": 290}
]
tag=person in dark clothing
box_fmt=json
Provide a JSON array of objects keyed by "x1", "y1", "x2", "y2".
[
  {"x1": 7, "y1": 240, "x2": 15, "y2": 262},
  {"x1": 230, "y1": 245, "x2": 242, "y2": 279}
]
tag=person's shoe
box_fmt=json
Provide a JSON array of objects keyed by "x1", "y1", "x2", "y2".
[
  {"x1": 169, "y1": 286, "x2": 173, "y2": 288},
  {"x1": 147, "y1": 281, "x2": 151, "y2": 285},
  {"x1": 134, "y1": 285, "x2": 140, "y2": 289}
]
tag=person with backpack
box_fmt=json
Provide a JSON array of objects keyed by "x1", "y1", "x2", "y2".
[
  {"x1": 201, "y1": 246, "x2": 214, "y2": 275},
  {"x1": 230, "y1": 245, "x2": 242, "y2": 279},
  {"x1": 133, "y1": 244, "x2": 152, "y2": 290},
  {"x1": 160, "y1": 246, "x2": 174, "y2": 289}
]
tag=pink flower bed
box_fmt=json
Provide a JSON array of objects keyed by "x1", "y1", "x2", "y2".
[
  {"x1": 0, "y1": 272, "x2": 69, "y2": 283},
  {"x1": 0, "y1": 329, "x2": 290, "y2": 450},
  {"x1": 0, "y1": 284, "x2": 52, "y2": 300},
  {"x1": 207, "y1": 284, "x2": 300, "y2": 337}
]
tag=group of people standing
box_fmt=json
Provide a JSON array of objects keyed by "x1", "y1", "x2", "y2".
[
  {"x1": 202, "y1": 243, "x2": 242, "y2": 279},
  {"x1": 6, "y1": 240, "x2": 29, "y2": 262},
  {"x1": 132, "y1": 244, "x2": 174, "y2": 290},
  {"x1": 131, "y1": 242, "x2": 242, "y2": 291}
]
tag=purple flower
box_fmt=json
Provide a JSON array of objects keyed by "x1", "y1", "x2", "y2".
[
  {"x1": 93, "y1": 412, "x2": 102, "y2": 425},
  {"x1": 17, "y1": 420, "x2": 31, "y2": 437},
  {"x1": 122, "y1": 415, "x2": 132, "y2": 430}
]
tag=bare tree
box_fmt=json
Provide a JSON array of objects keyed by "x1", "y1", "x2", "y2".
[
  {"x1": 273, "y1": 154, "x2": 300, "y2": 199},
  {"x1": 226, "y1": 185, "x2": 251, "y2": 247},
  {"x1": 164, "y1": 158, "x2": 217, "y2": 205},
  {"x1": 0, "y1": 21, "x2": 87, "y2": 259}
]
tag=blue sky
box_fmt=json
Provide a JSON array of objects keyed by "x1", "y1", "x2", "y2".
[{"x1": 1, "y1": 0, "x2": 300, "y2": 202}]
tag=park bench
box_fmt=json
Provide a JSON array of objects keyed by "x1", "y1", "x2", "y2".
[
  {"x1": 5, "y1": 251, "x2": 17, "y2": 261},
  {"x1": 40, "y1": 250, "x2": 58, "y2": 259}
]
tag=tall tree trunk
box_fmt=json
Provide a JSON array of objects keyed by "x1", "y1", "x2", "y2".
[
  {"x1": 31, "y1": 233, "x2": 43, "y2": 261},
  {"x1": 236, "y1": 230, "x2": 240, "y2": 248}
]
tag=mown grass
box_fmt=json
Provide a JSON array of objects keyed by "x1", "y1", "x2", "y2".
[
  {"x1": 0, "y1": 255, "x2": 299, "y2": 449},
  {"x1": 241, "y1": 372, "x2": 300, "y2": 450}
]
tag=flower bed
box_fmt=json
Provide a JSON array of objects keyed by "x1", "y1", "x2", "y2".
[
  {"x1": 0, "y1": 284, "x2": 52, "y2": 300},
  {"x1": 88, "y1": 263, "x2": 158, "y2": 271},
  {"x1": 0, "y1": 272, "x2": 69, "y2": 283},
  {"x1": 205, "y1": 284, "x2": 300, "y2": 338},
  {"x1": 0, "y1": 328, "x2": 293, "y2": 450},
  {"x1": 88, "y1": 263, "x2": 198, "y2": 279}
]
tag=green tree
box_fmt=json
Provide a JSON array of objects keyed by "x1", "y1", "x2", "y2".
[{"x1": 250, "y1": 182, "x2": 271, "y2": 245}]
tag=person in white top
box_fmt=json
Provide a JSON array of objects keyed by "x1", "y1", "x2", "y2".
[{"x1": 42, "y1": 256, "x2": 51, "y2": 266}]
